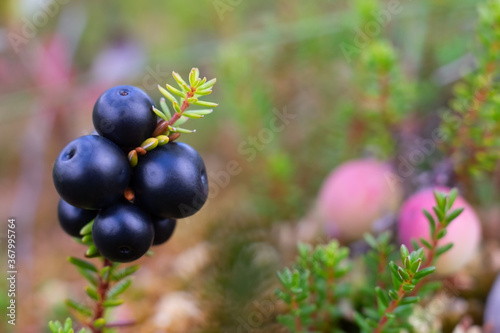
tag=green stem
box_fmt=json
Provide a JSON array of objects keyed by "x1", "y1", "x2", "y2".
[{"x1": 409, "y1": 220, "x2": 445, "y2": 297}]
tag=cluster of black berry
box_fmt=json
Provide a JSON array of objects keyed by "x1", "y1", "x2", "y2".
[{"x1": 53, "y1": 85, "x2": 209, "y2": 262}]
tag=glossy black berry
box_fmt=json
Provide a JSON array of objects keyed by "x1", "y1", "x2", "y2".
[
  {"x1": 93, "y1": 85, "x2": 157, "y2": 149},
  {"x1": 53, "y1": 135, "x2": 131, "y2": 210},
  {"x1": 57, "y1": 198, "x2": 98, "y2": 238},
  {"x1": 92, "y1": 201, "x2": 154, "y2": 262},
  {"x1": 152, "y1": 217, "x2": 177, "y2": 246},
  {"x1": 132, "y1": 142, "x2": 209, "y2": 219}
]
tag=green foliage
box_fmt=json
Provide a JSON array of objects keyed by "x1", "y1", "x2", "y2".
[
  {"x1": 79, "y1": 221, "x2": 94, "y2": 237},
  {"x1": 348, "y1": 0, "x2": 416, "y2": 159},
  {"x1": 111, "y1": 265, "x2": 140, "y2": 281},
  {"x1": 65, "y1": 299, "x2": 93, "y2": 317},
  {"x1": 358, "y1": 232, "x2": 396, "y2": 308},
  {"x1": 68, "y1": 257, "x2": 98, "y2": 273},
  {"x1": 417, "y1": 188, "x2": 463, "y2": 261},
  {"x1": 128, "y1": 68, "x2": 219, "y2": 167},
  {"x1": 48, "y1": 318, "x2": 86, "y2": 333},
  {"x1": 276, "y1": 189, "x2": 463, "y2": 332},
  {"x1": 156, "y1": 68, "x2": 218, "y2": 134},
  {"x1": 106, "y1": 278, "x2": 133, "y2": 299},
  {"x1": 441, "y1": 0, "x2": 500, "y2": 179},
  {"x1": 354, "y1": 247, "x2": 433, "y2": 333},
  {"x1": 276, "y1": 241, "x2": 351, "y2": 332},
  {"x1": 50, "y1": 217, "x2": 139, "y2": 332}
]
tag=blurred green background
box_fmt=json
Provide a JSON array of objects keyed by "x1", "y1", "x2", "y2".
[{"x1": 0, "y1": 0, "x2": 494, "y2": 332}]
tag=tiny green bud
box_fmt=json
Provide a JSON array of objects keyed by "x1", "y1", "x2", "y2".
[
  {"x1": 404, "y1": 257, "x2": 411, "y2": 270},
  {"x1": 64, "y1": 318, "x2": 72, "y2": 331},
  {"x1": 80, "y1": 221, "x2": 94, "y2": 236},
  {"x1": 86, "y1": 245, "x2": 100, "y2": 258},
  {"x1": 197, "y1": 77, "x2": 207, "y2": 88},
  {"x1": 128, "y1": 150, "x2": 138, "y2": 167},
  {"x1": 156, "y1": 135, "x2": 169, "y2": 146},
  {"x1": 172, "y1": 71, "x2": 190, "y2": 91},
  {"x1": 48, "y1": 321, "x2": 60, "y2": 332},
  {"x1": 94, "y1": 318, "x2": 106, "y2": 328},
  {"x1": 398, "y1": 267, "x2": 410, "y2": 281},
  {"x1": 189, "y1": 67, "x2": 199, "y2": 86},
  {"x1": 199, "y1": 78, "x2": 216, "y2": 90},
  {"x1": 100, "y1": 266, "x2": 111, "y2": 280},
  {"x1": 400, "y1": 245, "x2": 410, "y2": 260},
  {"x1": 173, "y1": 101, "x2": 182, "y2": 114},
  {"x1": 193, "y1": 77, "x2": 203, "y2": 88},
  {"x1": 141, "y1": 138, "x2": 159, "y2": 151},
  {"x1": 410, "y1": 258, "x2": 422, "y2": 274},
  {"x1": 85, "y1": 286, "x2": 99, "y2": 301},
  {"x1": 81, "y1": 234, "x2": 93, "y2": 245},
  {"x1": 388, "y1": 290, "x2": 399, "y2": 300}
]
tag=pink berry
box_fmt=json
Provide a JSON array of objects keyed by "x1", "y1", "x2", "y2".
[
  {"x1": 316, "y1": 159, "x2": 402, "y2": 241},
  {"x1": 398, "y1": 187, "x2": 482, "y2": 275}
]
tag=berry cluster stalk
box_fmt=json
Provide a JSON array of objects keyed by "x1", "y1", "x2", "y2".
[
  {"x1": 87, "y1": 259, "x2": 136, "y2": 332},
  {"x1": 90, "y1": 259, "x2": 114, "y2": 333}
]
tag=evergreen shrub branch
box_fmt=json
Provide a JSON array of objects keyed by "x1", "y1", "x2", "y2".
[
  {"x1": 49, "y1": 69, "x2": 218, "y2": 333},
  {"x1": 441, "y1": 0, "x2": 500, "y2": 180},
  {"x1": 276, "y1": 189, "x2": 463, "y2": 333},
  {"x1": 49, "y1": 220, "x2": 138, "y2": 333}
]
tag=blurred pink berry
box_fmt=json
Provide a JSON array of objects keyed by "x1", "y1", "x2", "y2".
[
  {"x1": 398, "y1": 187, "x2": 482, "y2": 275},
  {"x1": 317, "y1": 159, "x2": 402, "y2": 242}
]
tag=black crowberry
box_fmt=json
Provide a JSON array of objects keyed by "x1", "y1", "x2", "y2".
[
  {"x1": 152, "y1": 217, "x2": 177, "y2": 246},
  {"x1": 132, "y1": 142, "x2": 209, "y2": 218},
  {"x1": 92, "y1": 201, "x2": 154, "y2": 262},
  {"x1": 93, "y1": 85, "x2": 157, "y2": 149},
  {"x1": 57, "y1": 198, "x2": 98, "y2": 238},
  {"x1": 53, "y1": 135, "x2": 130, "y2": 210}
]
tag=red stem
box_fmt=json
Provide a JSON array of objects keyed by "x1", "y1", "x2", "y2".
[
  {"x1": 105, "y1": 320, "x2": 136, "y2": 328},
  {"x1": 451, "y1": 54, "x2": 497, "y2": 190},
  {"x1": 152, "y1": 89, "x2": 194, "y2": 137},
  {"x1": 291, "y1": 298, "x2": 303, "y2": 332},
  {"x1": 373, "y1": 287, "x2": 406, "y2": 333},
  {"x1": 90, "y1": 259, "x2": 113, "y2": 333},
  {"x1": 377, "y1": 251, "x2": 388, "y2": 289}
]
